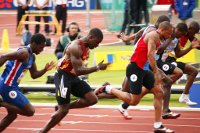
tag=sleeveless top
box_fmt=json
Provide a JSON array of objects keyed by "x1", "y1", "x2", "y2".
[
  {"x1": 1, "y1": 46, "x2": 34, "y2": 86},
  {"x1": 58, "y1": 39, "x2": 89, "y2": 75},
  {"x1": 161, "y1": 38, "x2": 179, "y2": 61},
  {"x1": 131, "y1": 32, "x2": 160, "y2": 70},
  {"x1": 131, "y1": 25, "x2": 158, "y2": 70}
]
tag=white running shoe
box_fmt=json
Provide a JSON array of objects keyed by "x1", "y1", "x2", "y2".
[
  {"x1": 117, "y1": 105, "x2": 132, "y2": 120},
  {"x1": 179, "y1": 94, "x2": 197, "y2": 106}
]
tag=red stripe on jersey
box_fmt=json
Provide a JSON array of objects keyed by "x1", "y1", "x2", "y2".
[{"x1": 5, "y1": 60, "x2": 21, "y2": 86}]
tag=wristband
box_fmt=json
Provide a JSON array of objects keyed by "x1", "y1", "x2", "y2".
[{"x1": 96, "y1": 65, "x2": 100, "y2": 71}]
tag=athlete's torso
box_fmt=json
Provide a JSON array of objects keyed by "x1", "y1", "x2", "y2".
[
  {"x1": 131, "y1": 25, "x2": 159, "y2": 70},
  {"x1": 58, "y1": 39, "x2": 89, "y2": 75},
  {"x1": 1, "y1": 46, "x2": 34, "y2": 86}
]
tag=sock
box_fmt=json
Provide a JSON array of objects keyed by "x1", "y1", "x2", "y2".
[
  {"x1": 122, "y1": 102, "x2": 129, "y2": 109},
  {"x1": 154, "y1": 122, "x2": 162, "y2": 128}
]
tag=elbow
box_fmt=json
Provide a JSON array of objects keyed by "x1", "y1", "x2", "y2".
[
  {"x1": 31, "y1": 76, "x2": 37, "y2": 79},
  {"x1": 74, "y1": 70, "x2": 82, "y2": 76},
  {"x1": 31, "y1": 74, "x2": 38, "y2": 79}
]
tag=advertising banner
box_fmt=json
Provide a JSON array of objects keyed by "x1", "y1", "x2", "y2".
[{"x1": 0, "y1": 0, "x2": 96, "y2": 10}]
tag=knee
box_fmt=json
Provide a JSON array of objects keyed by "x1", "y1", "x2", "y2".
[
  {"x1": 26, "y1": 108, "x2": 35, "y2": 116},
  {"x1": 154, "y1": 89, "x2": 164, "y2": 100},
  {"x1": 88, "y1": 95, "x2": 98, "y2": 106},
  {"x1": 191, "y1": 69, "x2": 198, "y2": 77},
  {"x1": 177, "y1": 71, "x2": 183, "y2": 79}
]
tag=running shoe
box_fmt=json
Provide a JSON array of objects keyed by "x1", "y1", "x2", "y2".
[
  {"x1": 179, "y1": 94, "x2": 197, "y2": 106},
  {"x1": 154, "y1": 125, "x2": 175, "y2": 133},
  {"x1": 117, "y1": 104, "x2": 132, "y2": 120},
  {"x1": 162, "y1": 112, "x2": 181, "y2": 119}
]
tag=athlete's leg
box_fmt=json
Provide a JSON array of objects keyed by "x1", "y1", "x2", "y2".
[
  {"x1": 178, "y1": 63, "x2": 198, "y2": 105},
  {"x1": 182, "y1": 63, "x2": 198, "y2": 94},
  {"x1": 151, "y1": 85, "x2": 164, "y2": 122},
  {"x1": 169, "y1": 67, "x2": 183, "y2": 84},
  {"x1": 69, "y1": 91, "x2": 98, "y2": 109},
  {"x1": 39, "y1": 104, "x2": 70, "y2": 133},
  {"x1": 0, "y1": 88, "x2": 35, "y2": 117},
  {"x1": 0, "y1": 109, "x2": 17, "y2": 132},
  {"x1": 0, "y1": 102, "x2": 34, "y2": 116},
  {"x1": 70, "y1": 81, "x2": 98, "y2": 109}
]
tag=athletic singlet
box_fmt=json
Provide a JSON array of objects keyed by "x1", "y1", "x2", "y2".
[
  {"x1": 58, "y1": 39, "x2": 89, "y2": 75},
  {"x1": 179, "y1": 36, "x2": 189, "y2": 48},
  {"x1": 1, "y1": 46, "x2": 34, "y2": 86},
  {"x1": 161, "y1": 38, "x2": 179, "y2": 61},
  {"x1": 131, "y1": 35, "x2": 160, "y2": 70}
]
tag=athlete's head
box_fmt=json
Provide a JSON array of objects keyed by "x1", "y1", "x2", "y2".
[
  {"x1": 158, "y1": 21, "x2": 173, "y2": 39},
  {"x1": 31, "y1": 33, "x2": 46, "y2": 55},
  {"x1": 175, "y1": 22, "x2": 188, "y2": 38},
  {"x1": 86, "y1": 28, "x2": 103, "y2": 49},
  {"x1": 155, "y1": 15, "x2": 170, "y2": 28},
  {"x1": 188, "y1": 21, "x2": 199, "y2": 38}
]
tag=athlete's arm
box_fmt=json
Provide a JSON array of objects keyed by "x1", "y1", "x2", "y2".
[
  {"x1": 147, "y1": 32, "x2": 161, "y2": 84},
  {"x1": 69, "y1": 41, "x2": 109, "y2": 76},
  {"x1": 29, "y1": 55, "x2": 55, "y2": 79},
  {"x1": 0, "y1": 49, "x2": 28, "y2": 67},
  {"x1": 174, "y1": 42, "x2": 192, "y2": 58}
]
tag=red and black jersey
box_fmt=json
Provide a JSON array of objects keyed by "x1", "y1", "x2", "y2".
[{"x1": 58, "y1": 39, "x2": 89, "y2": 75}]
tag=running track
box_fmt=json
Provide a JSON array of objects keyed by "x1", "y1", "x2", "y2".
[
  {"x1": 0, "y1": 105, "x2": 200, "y2": 133},
  {"x1": 0, "y1": 10, "x2": 122, "y2": 54}
]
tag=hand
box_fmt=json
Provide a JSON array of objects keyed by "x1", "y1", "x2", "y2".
[
  {"x1": 117, "y1": 33, "x2": 130, "y2": 42},
  {"x1": 45, "y1": 61, "x2": 56, "y2": 71},
  {"x1": 97, "y1": 60, "x2": 111, "y2": 70},
  {"x1": 191, "y1": 39, "x2": 200, "y2": 49}
]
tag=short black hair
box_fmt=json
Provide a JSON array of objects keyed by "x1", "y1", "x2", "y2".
[
  {"x1": 155, "y1": 15, "x2": 170, "y2": 28},
  {"x1": 189, "y1": 21, "x2": 200, "y2": 33},
  {"x1": 31, "y1": 33, "x2": 46, "y2": 45},
  {"x1": 176, "y1": 22, "x2": 188, "y2": 33},
  {"x1": 89, "y1": 28, "x2": 103, "y2": 40}
]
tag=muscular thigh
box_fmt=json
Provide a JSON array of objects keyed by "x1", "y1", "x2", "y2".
[
  {"x1": 143, "y1": 70, "x2": 155, "y2": 90},
  {"x1": 126, "y1": 63, "x2": 146, "y2": 95},
  {"x1": 71, "y1": 80, "x2": 92, "y2": 98},
  {"x1": 157, "y1": 60, "x2": 176, "y2": 75},
  {"x1": 55, "y1": 72, "x2": 72, "y2": 105},
  {"x1": 0, "y1": 84, "x2": 29, "y2": 108}
]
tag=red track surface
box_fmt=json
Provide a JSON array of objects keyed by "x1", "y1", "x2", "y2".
[{"x1": 0, "y1": 106, "x2": 200, "y2": 133}]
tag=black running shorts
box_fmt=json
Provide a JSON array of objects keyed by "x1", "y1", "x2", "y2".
[
  {"x1": 126, "y1": 62, "x2": 155, "y2": 95},
  {"x1": 55, "y1": 70, "x2": 92, "y2": 105}
]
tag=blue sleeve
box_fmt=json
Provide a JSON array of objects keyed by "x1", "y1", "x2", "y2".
[
  {"x1": 188, "y1": 0, "x2": 196, "y2": 12},
  {"x1": 174, "y1": 0, "x2": 180, "y2": 12}
]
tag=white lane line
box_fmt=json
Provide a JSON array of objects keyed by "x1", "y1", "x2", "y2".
[
  {"x1": 8, "y1": 127, "x2": 152, "y2": 133},
  {"x1": 1, "y1": 112, "x2": 200, "y2": 120},
  {"x1": 12, "y1": 119, "x2": 200, "y2": 128}
]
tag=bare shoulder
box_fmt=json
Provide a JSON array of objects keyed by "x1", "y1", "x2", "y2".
[
  {"x1": 67, "y1": 40, "x2": 82, "y2": 57},
  {"x1": 145, "y1": 30, "x2": 159, "y2": 42}
]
